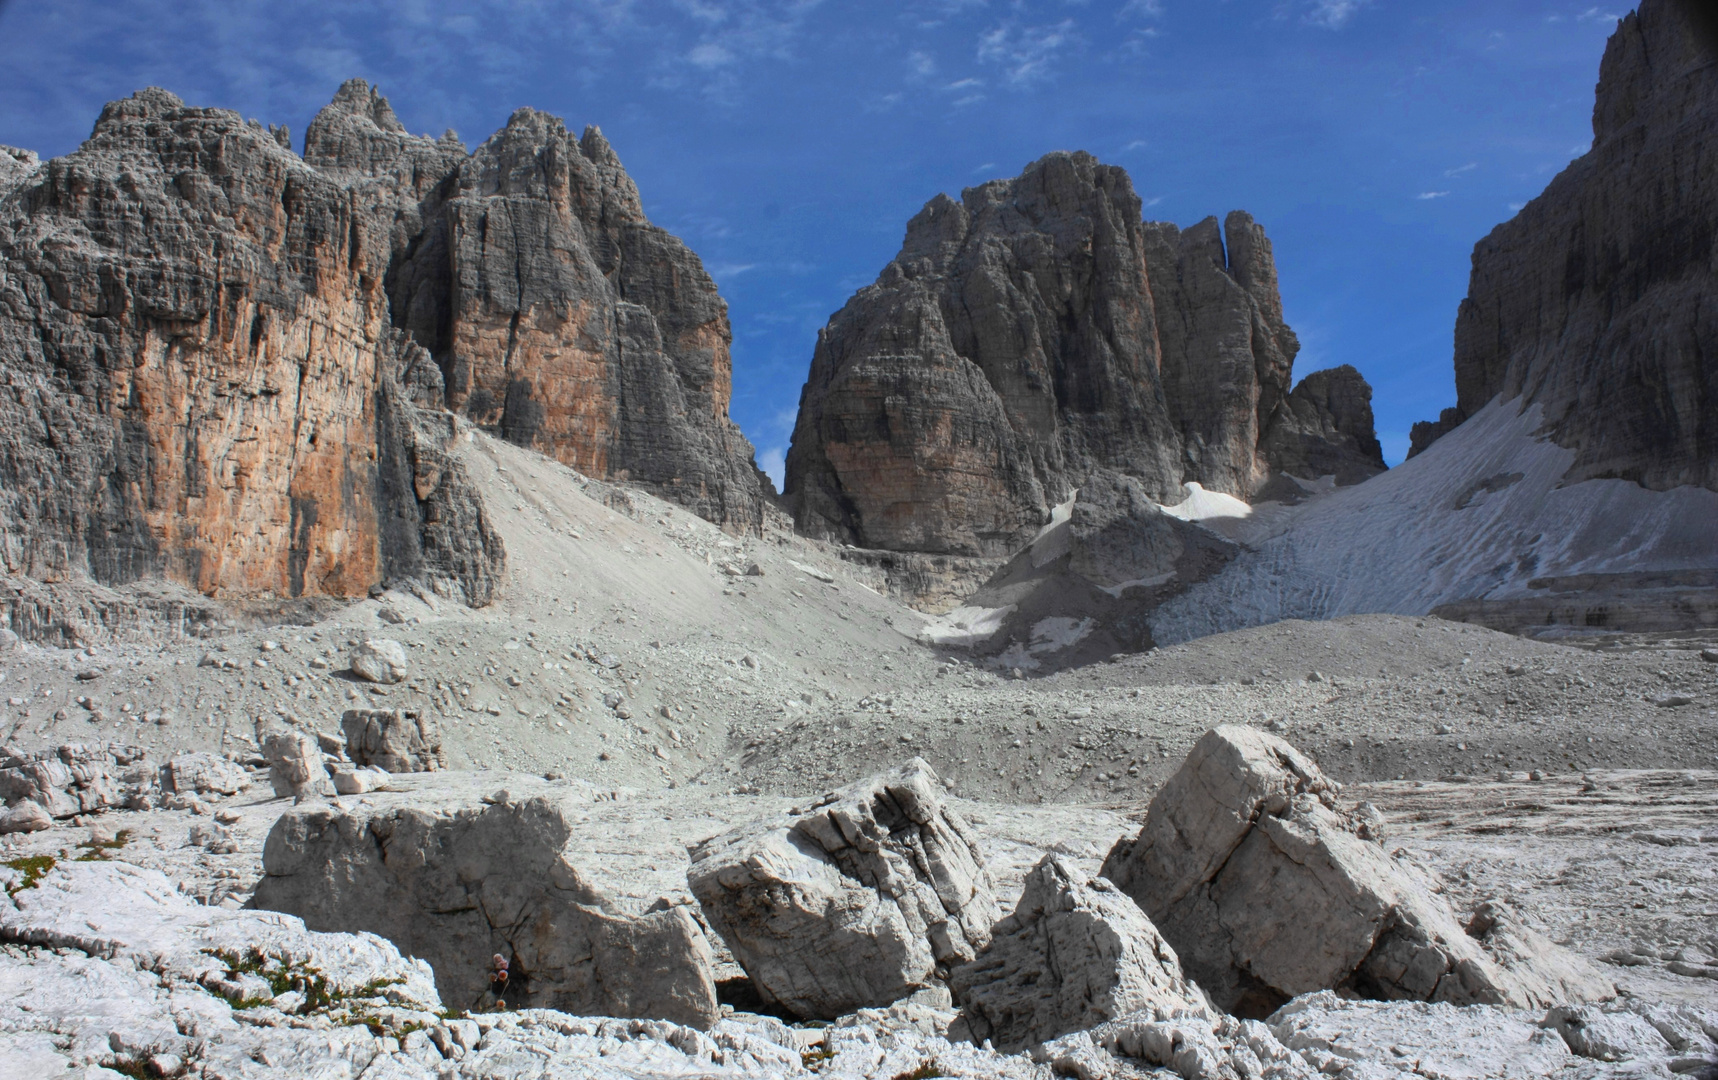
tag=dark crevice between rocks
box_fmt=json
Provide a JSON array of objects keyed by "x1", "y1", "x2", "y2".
[{"x1": 716, "y1": 975, "x2": 800, "y2": 1023}]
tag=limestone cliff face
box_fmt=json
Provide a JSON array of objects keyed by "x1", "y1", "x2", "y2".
[
  {"x1": 0, "y1": 87, "x2": 503, "y2": 606},
  {"x1": 784, "y1": 152, "x2": 1383, "y2": 557},
  {"x1": 0, "y1": 79, "x2": 766, "y2": 614},
  {"x1": 1425, "y1": 0, "x2": 1717, "y2": 490},
  {"x1": 384, "y1": 104, "x2": 767, "y2": 530}
]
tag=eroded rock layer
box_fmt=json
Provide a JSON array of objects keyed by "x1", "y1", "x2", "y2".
[
  {"x1": 1424, "y1": 0, "x2": 1717, "y2": 490},
  {"x1": 784, "y1": 152, "x2": 1384, "y2": 558}
]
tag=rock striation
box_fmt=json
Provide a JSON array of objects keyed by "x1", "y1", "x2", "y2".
[
  {"x1": 1416, "y1": 0, "x2": 1717, "y2": 492},
  {"x1": 0, "y1": 78, "x2": 765, "y2": 631},
  {"x1": 1099, "y1": 726, "x2": 1615, "y2": 1016},
  {"x1": 783, "y1": 152, "x2": 1384, "y2": 560},
  {"x1": 687, "y1": 758, "x2": 998, "y2": 1020},
  {"x1": 374, "y1": 93, "x2": 769, "y2": 531},
  {"x1": 253, "y1": 786, "x2": 720, "y2": 1028},
  {"x1": 949, "y1": 854, "x2": 1210, "y2": 1051},
  {"x1": 0, "y1": 86, "x2": 505, "y2": 612}
]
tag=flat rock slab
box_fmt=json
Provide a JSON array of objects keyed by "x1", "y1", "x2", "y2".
[
  {"x1": 951, "y1": 854, "x2": 1210, "y2": 1051},
  {"x1": 688, "y1": 757, "x2": 999, "y2": 1020},
  {"x1": 252, "y1": 780, "x2": 720, "y2": 1028},
  {"x1": 1270, "y1": 992, "x2": 1573, "y2": 1080},
  {"x1": 1101, "y1": 725, "x2": 1614, "y2": 1014}
]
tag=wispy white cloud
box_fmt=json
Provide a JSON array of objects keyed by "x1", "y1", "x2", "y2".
[
  {"x1": 973, "y1": 161, "x2": 996, "y2": 173},
  {"x1": 1444, "y1": 162, "x2": 1478, "y2": 177},
  {"x1": 1417, "y1": 190, "x2": 1450, "y2": 200},
  {"x1": 1118, "y1": 0, "x2": 1164, "y2": 18},
  {"x1": 1302, "y1": 0, "x2": 1370, "y2": 29},
  {"x1": 1576, "y1": 7, "x2": 1623, "y2": 23},
  {"x1": 705, "y1": 261, "x2": 757, "y2": 281},
  {"x1": 757, "y1": 446, "x2": 787, "y2": 489},
  {"x1": 977, "y1": 18, "x2": 1079, "y2": 85}
]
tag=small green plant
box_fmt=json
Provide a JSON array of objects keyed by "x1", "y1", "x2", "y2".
[
  {"x1": 3, "y1": 854, "x2": 54, "y2": 896},
  {"x1": 102, "y1": 1059, "x2": 151, "y2": 1079},
  {"x1": 75, "y1": 829, "x2": 133, "y2": 861},
  {"x1": 892, "y1": 1064, "x2": 944, "y2": 1080},
  {"x1": 801, "y1": 1046, "x2": 834, "y2": 1071}
]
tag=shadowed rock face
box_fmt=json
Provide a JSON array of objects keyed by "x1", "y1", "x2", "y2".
[
  {"x1": 0, "y1": 78, "x2": 765, "y2": 612},
  {"x1": 0, "y1": 85, "x2": 503, "y2": 606},
  {"x1": 784, "y1": 152, "x2": 1383, "y2": 558},
  {"x1": 1422, "y1": 0, "x2": 1718, "y2": 490}
]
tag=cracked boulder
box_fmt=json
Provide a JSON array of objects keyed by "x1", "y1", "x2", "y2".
[
  {"x1": 950, "y1": 854, "x2": 1210, "y2": 1051},
  {"x1": 687, "y1": 757, "x2": 999, "y2": 1020},
  {"x1": 252, "y1": 786, "x2": 719, "y2": 1028},
  {"x1": 341, "y1": 708, "x2": 446, "y2": 772},
  {"x1": 1100, "y1": 725, "x2": 1614, "y2": 1015}
]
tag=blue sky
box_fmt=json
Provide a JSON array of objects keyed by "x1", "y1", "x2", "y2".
[{"x1": 0, "y1": 0, "x2": 1628, "y2": 482}]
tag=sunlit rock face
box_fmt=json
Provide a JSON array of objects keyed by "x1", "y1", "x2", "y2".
[{"x1": 784, "y1": 151, "x2": 1382, "y2": 559}]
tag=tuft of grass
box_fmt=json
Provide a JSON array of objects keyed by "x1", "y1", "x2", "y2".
[
  {"x1": 801, "y1": 1046, "x2": 834, "y2": 1071},
  {"x1": 3, "y1": 854, "x2": 55, "y2": 896},
  {"x1": 75, "y1": 829, "x2": 133, "y2": 861},
  {"x1": 891, "y1": 1065, "x2": 944, "y2": 1080}
]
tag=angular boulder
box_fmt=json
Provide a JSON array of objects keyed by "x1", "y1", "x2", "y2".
[
  {"x1": 950, "y1": 854, "x2": 1210, "y2": 1051},
  {"x1": 349, "y1": 638, "x2": 408, "y2": 684},
  {"x1": 1099, "y1": 726, "x2": 1614, "y2": 1015},
  {"x1": 0, "y1": 744, "x2": 125, "y2": 818},
  {"x1": 159, "y1": 751, "x2": 251, "y2": 796},
  {"x1": 253, "y1": 786, "x2": 719, "y2": 1028},
  {"x1": 262, "y1": 731, "x2": 326, "y2": 800},
  {"x1": 341, "y1": 708, "x2": 444, "y2": 772},
  {"x1": 687, "y1": 758, "x2": 998, "y2": 1019}
]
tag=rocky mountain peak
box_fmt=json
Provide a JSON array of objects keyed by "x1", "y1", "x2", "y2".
[{"x1": 785, "y1": 150, "x2": 1382, "y2": 564}]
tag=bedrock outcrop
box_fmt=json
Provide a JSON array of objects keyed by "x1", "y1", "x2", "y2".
[
  {"x1": 783, "y1": 152, "x2": 1384, "y2": 559},
  {"x1": 1099, "y1": 726, "x2": 1615, "y2": 1017},
  {"x1": 253, "y1": 786, "x2": 720, "y2": 1027},
  {"x1": 0, "y1": 79, "x2": 764, "y2": 627},
  {"x1": 1416, "y1": 0, "x2": 1717, "y2": 491}
]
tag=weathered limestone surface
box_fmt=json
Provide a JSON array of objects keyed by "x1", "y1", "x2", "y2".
[
  {"x1": 949, "y1": 854, "x2": 1210, "y2": 1051},
  {"x1": 1419, "y1": 0, "x2": 1718, "y2": 491},
  {"x1": 784, "y1": 152, "x2": 1383, "y2": 559},
  {"x1": 0, "y1": 76, "x2": 768, "y2": 630},
  {"x1": 159, "y1": 751, "x2": 250, "y2": 796},
  {"x1": 384, "y1": 102, "x2": 768, "y2": 531},
  {"x1": 262, "y1": 730, "x2": 325, "y2": 800},
  {"x1": 341, "y1": 707, "x2": 445, "y2": 772},
  {"x1": 1099, "y1": 726, "x2": 1615, "y2": 1016},
  {"x1": 350, "y1": 637, "x2": 409, "y2": 684},
  {"x1": 0, "y1": 85, "x2": 505, "y2": 609},
  {"x1": 687, "y1": 758, "x2": 999, "y2": 1020},
  {"x1": 252, "y1": 787, "x2": 721, "y2": 1028}
]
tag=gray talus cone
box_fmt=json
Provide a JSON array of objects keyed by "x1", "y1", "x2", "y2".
[
  {"x1": 254, "y1": 788, "x2": 719, "y2": 1028},
  {"x1": 950, "y1": 853, "x2": 1211, "y2": 1052},
  {"x1": 1100, "y1": 725, "x2": 1615, "y2": 1015},
  {"x1": 687, "y1": 757, "x2": 999, "y2": 1020}
]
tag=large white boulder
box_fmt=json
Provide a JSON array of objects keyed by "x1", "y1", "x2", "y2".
[
  {"x1": 159, "y1": 750, "x2": 251, "y2": 795},
  {"x1": 350, "y1": 637, "x2": 409, "y2": 683},
  {"x1": 1100, "y1": 726, "x2": 1614, "y2": 1015},
  {"x1": 262, "y1": 729, "x2": 325, "y2": 799},
  {"x1": 950, "y1": 854, "x2": 1210, "y2": 1051},
  {"x1": 252, "y1": 786, "x2": 720, "y2": 1028},
  {"x1": 687, "y1": 757, "x2": 999, "y2": 1020}
]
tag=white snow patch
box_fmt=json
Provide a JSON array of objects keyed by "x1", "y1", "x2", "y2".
[
  {"x1": 1029, "y1": 616, "x2": 1095, "y2": 654},
  {"x1": 1159, "y1": 482, "x2": 1253, "y2": 523},
  {"x1": 1150, "y1": 398, "x2": 1718, "y2": 646},
  {"x1": 1099, "y1": 572, "x2": 1176, "y2": 598},
  {"x1": 919, "y1": 604, "x2": 1017, "y2": 647}
]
